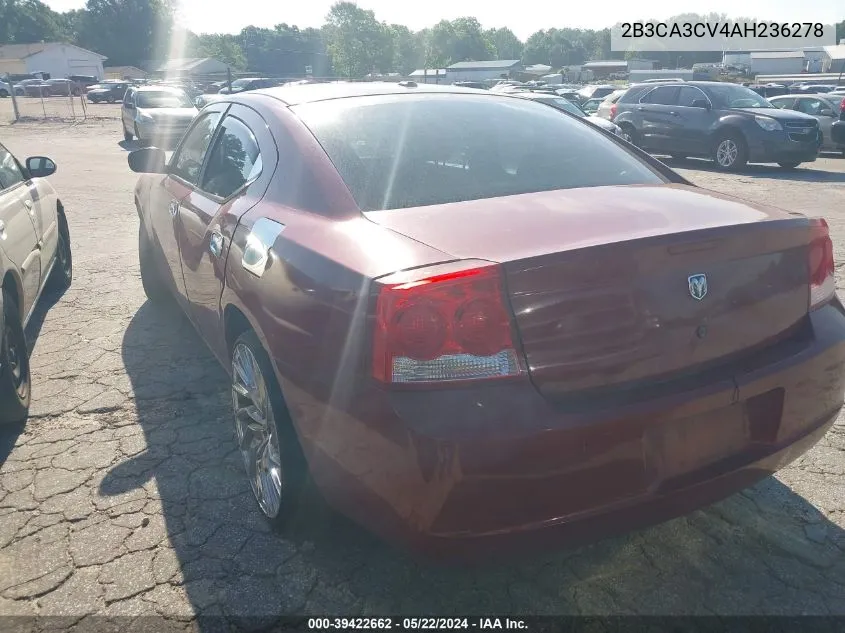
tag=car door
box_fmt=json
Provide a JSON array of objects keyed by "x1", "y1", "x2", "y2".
[
  {"x1": 637, "y1": 86, "x2": 680, "y2": 151},
  {"x1": 176, "y1": 104, "x2": 277, "y2": 359},
  {"x1": 147, "y1": 105, "x2": 228, "y2": 308},
  {"x1": 0, "y1": 144, "x2": 41, "y2": 318},
  {"x1": 668, "y1": 86, "x2": 714, "y2": 154},
  {"x1": 18, "y1": 158, "x2": 58, "y2": 280}
]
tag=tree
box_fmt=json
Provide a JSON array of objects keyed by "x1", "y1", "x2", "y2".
[
  {"x1": 389, "y1": 24, "x2": 422, "y2": 74},
  {"x1": 323, "y1": 1, "x2": 390, "y2": 77},
  {"x1": 0, "y1": 0, "x2": 71, "y2": 44},
  {"x1": 426, "y1": 17, "x2": 493, "y2": 65},
  {"x1": 485, "y1": 27, "x2": 522, "y2": 60},
  {"x1": 75, "y1": 0, "x2": 173, "y2": 67},
  {"x1": 188, "y1": 33, "x2": 246, "y2": 70}
]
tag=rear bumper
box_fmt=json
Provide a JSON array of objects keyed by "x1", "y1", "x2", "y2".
[{"x1": 286, "y1": 302, "x2": 845, "y2": 561}]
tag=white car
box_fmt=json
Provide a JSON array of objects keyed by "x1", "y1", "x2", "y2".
[
  {"x1": 512, "y1": 92, "x2": 623, "y2": 136},
  {"x1": 121, "y1": 85, "x2": 198, "y2": 145}
]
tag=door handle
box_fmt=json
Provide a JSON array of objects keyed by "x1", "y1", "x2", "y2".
[
  {"x1": 24, "y1": 200, "x2": 33, "y2": 213},
  {"x1": 636, "y1": 106, "x2": 645, "y2": 111},
  {"x1": 0, "y1": 220, "x2": 5, "y2": 239},
  {"x1": 209, "y1": 230, "x2": 224, "y2": 258},
  {"x1": 169, "y1": 200, "x2": 180, "y2": 217},
  {"x1": 669, "y1": 111, "x2": 680, "y2": 117}
]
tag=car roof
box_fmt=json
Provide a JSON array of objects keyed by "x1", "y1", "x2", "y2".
[
  {"x1": 254, "y1": 81, "x2": 488, "y2": 106},
  {"x1": 135, "y1": 85, "x2": 186, "y2": 93}
]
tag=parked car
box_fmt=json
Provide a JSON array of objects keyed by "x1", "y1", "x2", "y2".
[
  {"x1": 67, "y1": 75, "x2": 99, "y2": 90},
  {"x1": 581, "y1": 97, "x2": 604, "y2": 114},
  {"x1": 512, "y1": 91, "x2": 623, "y2": 136},
  {"x1": 577, "y1": 84, "x2": 618, "y2": 102},
  {"x1": 126, "y1": 82, "x2": 844, "y2": 557},
  {"x1": 0, "y1": 81, "x2": 10, "y2": 98},
  {"x1": 594, "y1": 88, "x2": 627, "y2": 120},
  {"x1": 43, "y1": 79, "x2": 83, "y2": 96},
  {"x1": 121, "y1": 85, "x2": 198, "y2": 145},
  {"x1": 217, "y1": 77, "x2": 281, "y2": 95},
  {"x1": 833, "y1": 119, "x2": 845, "y2": 144},
  {"x1": 768, "y1": 93, "x2": 845, "y2": 156},
  {"x1": 614, "y1": 81, "x2": 821, "y2": 170},
  {"x1": 13, "y1": 79, "x2": 46, "y2": 96},
  {"x1": 0, "y1": 142, "x2": 72, "y2": 425},
  {"x1": 790, "y1": 84, "x2": 839, "y2": 94},
  {"x1": 87, "y1": 82, "x2": 129, "y2": 103}
]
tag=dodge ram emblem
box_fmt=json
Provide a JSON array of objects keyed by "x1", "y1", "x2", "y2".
[{"x1": 688, "y1": 274, "x2": 708, "y2": 301}]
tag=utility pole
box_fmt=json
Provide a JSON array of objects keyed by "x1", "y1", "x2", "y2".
[{"x1": 5, "y1": 74, "x2": 20, "y2": 121}]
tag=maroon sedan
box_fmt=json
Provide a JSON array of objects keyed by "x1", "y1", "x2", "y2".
[{"x1": 128, "y1": 82, "x2": 845, "y2": 559}]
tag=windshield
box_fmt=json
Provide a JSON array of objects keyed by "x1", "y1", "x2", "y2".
[
  {"x1": 136, "y1": 90, "x2": 194, "y2": 108},
  {"x1": 294, "y1": 94, "x2": 663, "y2": 211},
  {"x1": 230, "y1": 79, "x2": 253, "y2": 88},
  {"x1": 706, "y1": 84, "x2": 774, "y2": 109}
]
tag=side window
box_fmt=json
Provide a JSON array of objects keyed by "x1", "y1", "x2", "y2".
[
  {"x1": 796, "y1": 98, "x2": 823, "y2": 116},
  {"x1": 640, "y1": 86, "x2": 680, "y2": 105},
  {"x1": 770, "y1": 98, "x2": 794, "y2": 109},
  {"x1": 200, "y1": 116, "x2": 262, "y2": 199},
  {"x1": 123, "y1": 89, "x2": 134, "y2": 105},
  {"x1": 677, "y1": 86, "x2": 709, "y2": 107},
  {"x1": 0, "y1": 145, "x2": 26, "y2": 191},
  {"x1": 170, "y1": 112, "x2": 224, "y2": 185}
]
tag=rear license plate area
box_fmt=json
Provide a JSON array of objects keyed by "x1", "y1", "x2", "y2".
[{"x1": 645, "y1": 404, "x2": 749, "y2": 479}]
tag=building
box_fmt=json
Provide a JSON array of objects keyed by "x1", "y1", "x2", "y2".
[
  {"x1": 153, "y1": 57, "x2": 231, "y2": 79},
  {"x1": 0, "y1": 43, "x2": 106, "y2": 79},
  {"x1": 445, "y1": 60, "x2": 522, "y2": 82},
  {"x1": 750, "y1": 50, "x2": 806, "y2": 75},
  {"x1": 407, "y1": 68, "x2": 446, "y2": 83},
  {"x1": 581, "y1": 59, "x2": 654, "y2": 79},
  {"x1": 104, "y1": 66, "x2": 148, "y2": 80},
  {"x1": 726, "y1": 47, "x2": 833, "y2": 75}
]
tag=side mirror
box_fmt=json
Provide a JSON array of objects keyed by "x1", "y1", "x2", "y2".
[
  {"x1": 26, "y1": 156, "x2": 56, "y2": 178},
  {"x1": 691, "y1": 99, "x2": 710, "y2": 109},
  {"x1": 124, "y1": 102, "x2": 135, "y2": 110},
  {"x1": 194, "y1": 96, "x2": 204, "y2": 108},
  {"x1": 128, "y1": 148, "x2": 167, "y2": 173}
]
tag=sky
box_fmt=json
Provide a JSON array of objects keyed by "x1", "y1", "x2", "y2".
[{"x1": 42, "y1": 0, "x2": 842, "y2": 41}]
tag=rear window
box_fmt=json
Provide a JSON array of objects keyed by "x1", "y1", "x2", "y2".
[{"x1": 293, "y1": 94, "x2": 664, "y2": 212}]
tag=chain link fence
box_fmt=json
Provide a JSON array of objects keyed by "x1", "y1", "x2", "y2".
[{"x1": 1, "y1": 77, "x2": 121, "y2": 125}]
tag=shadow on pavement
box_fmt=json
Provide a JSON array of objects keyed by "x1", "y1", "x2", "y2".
[
  {"x1": 0, "y1": 281, "x2": 69, "y2": 467},
  {"x1": 660, "y1": 156, "x2": 845, "y2": 182},
  {"x1": 103, "y1": 300, "x2": 845, "y2": 623}
]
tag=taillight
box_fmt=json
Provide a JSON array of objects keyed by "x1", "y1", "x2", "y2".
[
  {"x1": 609, "y1": 103, "x2": 618, "y2": 120},
  {"x1": 372, "y1": 261, "x2": 523, "y2": 384},
  {"x1": 808, "y1": 217, "x2": 835, "y2": 310},
  {"x1": 839, "y1": 97, "x2": 845, "y2": 114}
]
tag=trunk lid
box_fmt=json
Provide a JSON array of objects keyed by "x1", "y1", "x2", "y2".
[{"x1": 366, "y1": 184, "x2": 812, "y2": 399}]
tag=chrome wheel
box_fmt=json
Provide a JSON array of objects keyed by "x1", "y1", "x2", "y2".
[
  {"x1": 232, "y1": 342, "x2": 283, "y2": 518},
  {"x1": 716, "y1": 139, "x2": 738, "y2": 167}
]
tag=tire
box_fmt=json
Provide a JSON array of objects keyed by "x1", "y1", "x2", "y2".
[
  {"x1": 0, "y1": 291, "x2": 30, "y2": 425},
  {"x1": 138, "y1": 221, "x2": 171, "y2": 304},
  {"x1": 47, "y1": 212, "x2": 72, "y2": 293},
  {"x1": 619, "y1": 124, "x2": 639, "y2": 146},
  {"x1": 0, "y1": 89, "x2": 8, "y2": 98},
  {"x1": 231, "y1": 329, "x2": 313, "y2": 530},
  {"x1": 712, "y1": 132, "x2": 748, "y2": 171},
  {"x1": 778, "y1": 161, "x2": 801, "y2": 169},
  {"x1": 107, "y1": 96, "x2": 116, "y2": 104},
  {"x1": 134, "y1": 124, "x2": 147, "y2": 147},
  {"x1": 123, "y1": 126, "x2": 133, "y2": 142}
]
